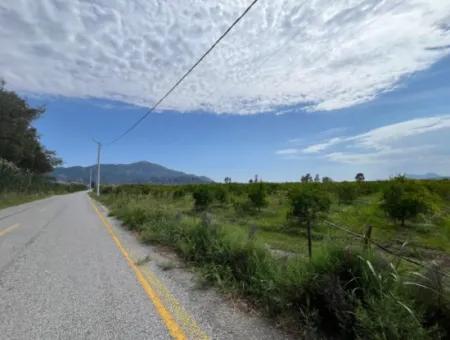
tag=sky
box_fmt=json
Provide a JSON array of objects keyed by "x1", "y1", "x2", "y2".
[{"x1": 1, "y1": 0, "x2": 450, "y2": 182}]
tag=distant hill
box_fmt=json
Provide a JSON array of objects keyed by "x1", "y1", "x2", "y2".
[
  {"x1": 51, "y1": 161, "x2": 213, "y2": 185},
  {"x1": 405, "y1": 173, "x2": 449, "y2": 180}
]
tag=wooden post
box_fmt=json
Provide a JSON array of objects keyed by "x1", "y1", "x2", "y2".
[
  {"x1": 363, "y1": 224, "x2": 373, "y2": 250},
  {"x1": 307, "y1": 219, "x2": 312, "y2": 260}
]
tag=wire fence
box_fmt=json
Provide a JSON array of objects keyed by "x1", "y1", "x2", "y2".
[{"x1": 321, "y1": 219, "x2": 450, "y2": 279}]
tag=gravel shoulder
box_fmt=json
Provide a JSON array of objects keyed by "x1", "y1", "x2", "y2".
[{"x1": 94, "y1": 196, "x2": 293, "y2": 340}]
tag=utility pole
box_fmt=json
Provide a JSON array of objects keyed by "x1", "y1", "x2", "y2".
[
  {"x1": 89, "y1": 167, "x2": 92, "y2": 191},
  {"x1": 93, "y1": 140, "x2": 102, "y2": 196}
]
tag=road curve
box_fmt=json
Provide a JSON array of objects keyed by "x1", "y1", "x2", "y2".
[{"x1": 0, "y1": 192, "x2": 173, "y2": 339}]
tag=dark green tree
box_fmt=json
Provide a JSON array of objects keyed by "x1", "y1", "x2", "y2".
[
  {"x1": 248, "y1": 182, "x2": 267, "y2": 211},
  {"x1": 192, "y1": 186, "x2": 213, "y2": 211},
  {"x1": 289, "y1": 186, "x2": 331, "y2": 258},
  {"x1": 0, "y1": 81, "x2": 61, "y2": 173},
  {"x1": 355, "y1": 172, "x2": 365, "y2": 182},
  {"x1": 301, "y1": 173, "x2": 313, "y2": 183},
  {"x1": 322, "y1": 176, "x2": 333, "y2": 183},
  {"x1": 381, "y1": 177, "x2": 433, "y2": 226}
]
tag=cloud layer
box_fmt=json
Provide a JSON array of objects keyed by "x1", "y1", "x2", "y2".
[
  {"x1": 277, "y1": 114, "x2": 450, "y2": 164},
  {"x1": 1, "y1": 0, "x2": 450, "y2": 114}
]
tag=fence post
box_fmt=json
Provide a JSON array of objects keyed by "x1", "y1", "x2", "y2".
[
  {"x1": 307, "y1": 220, "x2": 312, "y2": 260},
  {"x1": 363, "y1": 224, "x2": 372, "y2": 250}
]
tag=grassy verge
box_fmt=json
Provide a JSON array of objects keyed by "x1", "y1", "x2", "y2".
[
  {"x1": 0, "y1": 192, "x2": 52, "y2": 210},
  {"x1": 94, "y1": 181, "x2": 450, "y2": 339}
]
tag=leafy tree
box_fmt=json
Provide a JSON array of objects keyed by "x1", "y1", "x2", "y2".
[
  {"x1": 0, "y1": 81, "x2": 61, "y2": 173},
  {"x1": 314, "y1": 174, "x2": 320, "y2": 182},
  {"x1": 381, "y1": 177, "x2": 434, "y2": 226},
  {"x1": 301, "y1": 173, "x2": 313, "y2": 183},
  {"x1": 192, "y1": 187, "x2": 213, "y2": 211},
  {"x1": 336, "y1": 182, "x2": 359, "y2": 204},
  {"x1": 355, "y1": 172, "x2": 365, "y2": 182},
  {"x1": 248, "y1": 182, "x2": 267, "y2": 211},
  {"x1": 322, "y1": 176, "x2": 333, "y2": 183},
  {"x1": 289, "y1": 186, "x2": 331, "y2": 258},
  {"x1": 224, "y1": 177, "x2": 231, "y2": 184}
]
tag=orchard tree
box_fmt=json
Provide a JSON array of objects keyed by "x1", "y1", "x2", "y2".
[
  {"x1": 355, "y1": 172, "x2": 365, "y2": 182},
  {"x1": 288, "y1": 186, "x2": 331, "y2": 258},
  {"x1": 381, "y1": 177, "x2": 434, "y2": 226},
  {"x1": 192, "y1": 187, "x2": 213, "y2": 211},
  {"x1": 248, "y1": 182, "x2": 267, "y2": 211}
]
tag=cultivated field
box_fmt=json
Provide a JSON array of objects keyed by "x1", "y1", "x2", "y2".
[{"x1": 96, "y1": 178, "x2": 450, "y2": 339}]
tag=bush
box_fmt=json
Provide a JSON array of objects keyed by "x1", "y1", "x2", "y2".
[
  {"x1": 288, "y1": 185, "x2": 331, "y2": 226},
  {"x1": 247, "y1": 183, "x2": 267, "y2": 210},
  {"x1": 381, "y1": 177, "x2": 435, "y2": 226},
  {"x1": 192, "y1": 187, "x2": 213, "y2": 211},
  {"x1": 336, "y1": 182, "x2": 359, "y2": 204}
]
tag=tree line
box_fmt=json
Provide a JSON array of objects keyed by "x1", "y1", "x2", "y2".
[{"x1": 0, "y1": 80, "x2": 60, "y2": 174}]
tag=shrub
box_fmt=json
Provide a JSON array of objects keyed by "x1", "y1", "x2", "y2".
[
  {"x1": 192, "y1": 187, "x2": 213, "y2": 211},
  {"x1": 288, "y1": 186, "x2": 331, "y2": 226},
  {"x1": 336, "y1": 182, "x2": 359, "y2": 204},
  {"x1": 248, "y1": 183, "x2": 267, "y2": 210},
  {"x1": 381, "y1": 177, "x2": 434, "y2": 226}
]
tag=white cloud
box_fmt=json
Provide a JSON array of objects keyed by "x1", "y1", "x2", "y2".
[
  {"x1": 276, "y1": 148, "x2": 299, "y2": 155},
  {"x1": 1, "y1": 1, "x2": 450, "y2": 114},
  {"x1": 302, "y1": 137, "x2": 343, "y2": 153},
  {"x1": 291, "y1": 114, "x2": 450, "y2": 164}
]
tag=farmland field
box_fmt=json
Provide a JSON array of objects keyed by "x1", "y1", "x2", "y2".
[{"x1": 96, "y1": 178, "x2": 450, "y2": 338}]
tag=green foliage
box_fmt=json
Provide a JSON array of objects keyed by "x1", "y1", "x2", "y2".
[
  {"x1": 192, "y1": 186, "x2": 213, "y2": 210},
  {"x1": 381, "y1": 177, "x2": 435, "y2": 226},
  {"x1": 355, "y1": 172, "x2": 365, "y2": 182},
  {"x1": 336, "y1": 182, "x2": 359, "y2": 204},
  {"x1": 247, "y1": 182, "x2": 267, "y2": 210},
  {"x1": 288, "y1": 185, "x2": 331, "y2": 226},
  {"x1": 0, "y1": 82, "x2": 61, "y2": 174},
  {"x1": 0, "y1": 158, "x2": 85, "y2": 209},
  {"x1": 95, "y1": 182, "x2": 450, "y2": 338}
]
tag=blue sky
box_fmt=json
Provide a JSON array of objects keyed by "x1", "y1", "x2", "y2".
[{"x1": 2, "y1": 1, "x2": 450, "y2": 182}]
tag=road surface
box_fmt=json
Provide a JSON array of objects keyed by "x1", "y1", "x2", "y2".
[
  {"x1": 0, "y1": 192, "x2": 178, "y2": 339},
  {"x1": 0, "y1": 192, "x2": 290, "y2": 340}
]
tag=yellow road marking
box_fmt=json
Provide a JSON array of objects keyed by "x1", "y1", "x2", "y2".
[
  {"x1": 0, "y1": 223, "x2": 20, "y2": 237},
  {"x1": 140, "y1": 264, "x2": 209, "y2": 340},
  {"x1": 89, "y1": 200, "x2": 191, "y2": 340}
]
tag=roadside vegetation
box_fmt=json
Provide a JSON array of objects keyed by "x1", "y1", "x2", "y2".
[
  {"x1": 0, "y1": 81, "x2": 85, "y2": 209},
  {"x1": 96, "y1": 176, "x2": 450, "y2": 339}
]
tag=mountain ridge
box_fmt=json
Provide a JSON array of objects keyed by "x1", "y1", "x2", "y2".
[{"x1": 51, "y1": 161, "x2": 213, "y2": 184}]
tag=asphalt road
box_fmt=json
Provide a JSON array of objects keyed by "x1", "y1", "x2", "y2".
[
  {"x1": 0, "y1": 192, "x2": 291, "y2": 340},
  {"x1": 0, "y1": 192, "x2": 172, "y2": 339}
]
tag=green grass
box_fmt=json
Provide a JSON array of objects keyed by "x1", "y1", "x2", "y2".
[
  {"x1": 0, "y1": 192, "x2": 51, "y2": 210},
  {"x1": 95, "y1": 182, "x2": 450, "y2": 338}
]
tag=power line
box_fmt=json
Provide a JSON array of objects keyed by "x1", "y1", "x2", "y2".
[{"x1": 105, "y1": 0, "x2": 260, "y2": 145}]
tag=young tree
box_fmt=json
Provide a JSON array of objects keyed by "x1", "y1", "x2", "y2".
[
  {"x1": 355, "y1": 172, "x2": 365, "y2": 182},
  {"x1": 192, "y1": 187, "x2": 213, "y2": 211},
  {"x1": 289, "y1": 186, "x2": 331, "y2": 258},
  {"x1": 381, "y1": 177, "x2": 433, "y2": 226},
  {"x1": 248, "y1": 182, "x2": 267, "y2": 211}
]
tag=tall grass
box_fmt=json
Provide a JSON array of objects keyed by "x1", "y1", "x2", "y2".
[{"x1": 97, "y1": 187, "x2": 450, "y2": 339}]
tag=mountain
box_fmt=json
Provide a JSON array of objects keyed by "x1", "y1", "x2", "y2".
[
  {"x1": 405, "y1": 173, "x2": 449, "y2": 180},
  {"x1": 51, "y1": 161, "x2": 213, "y2": 185}
]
